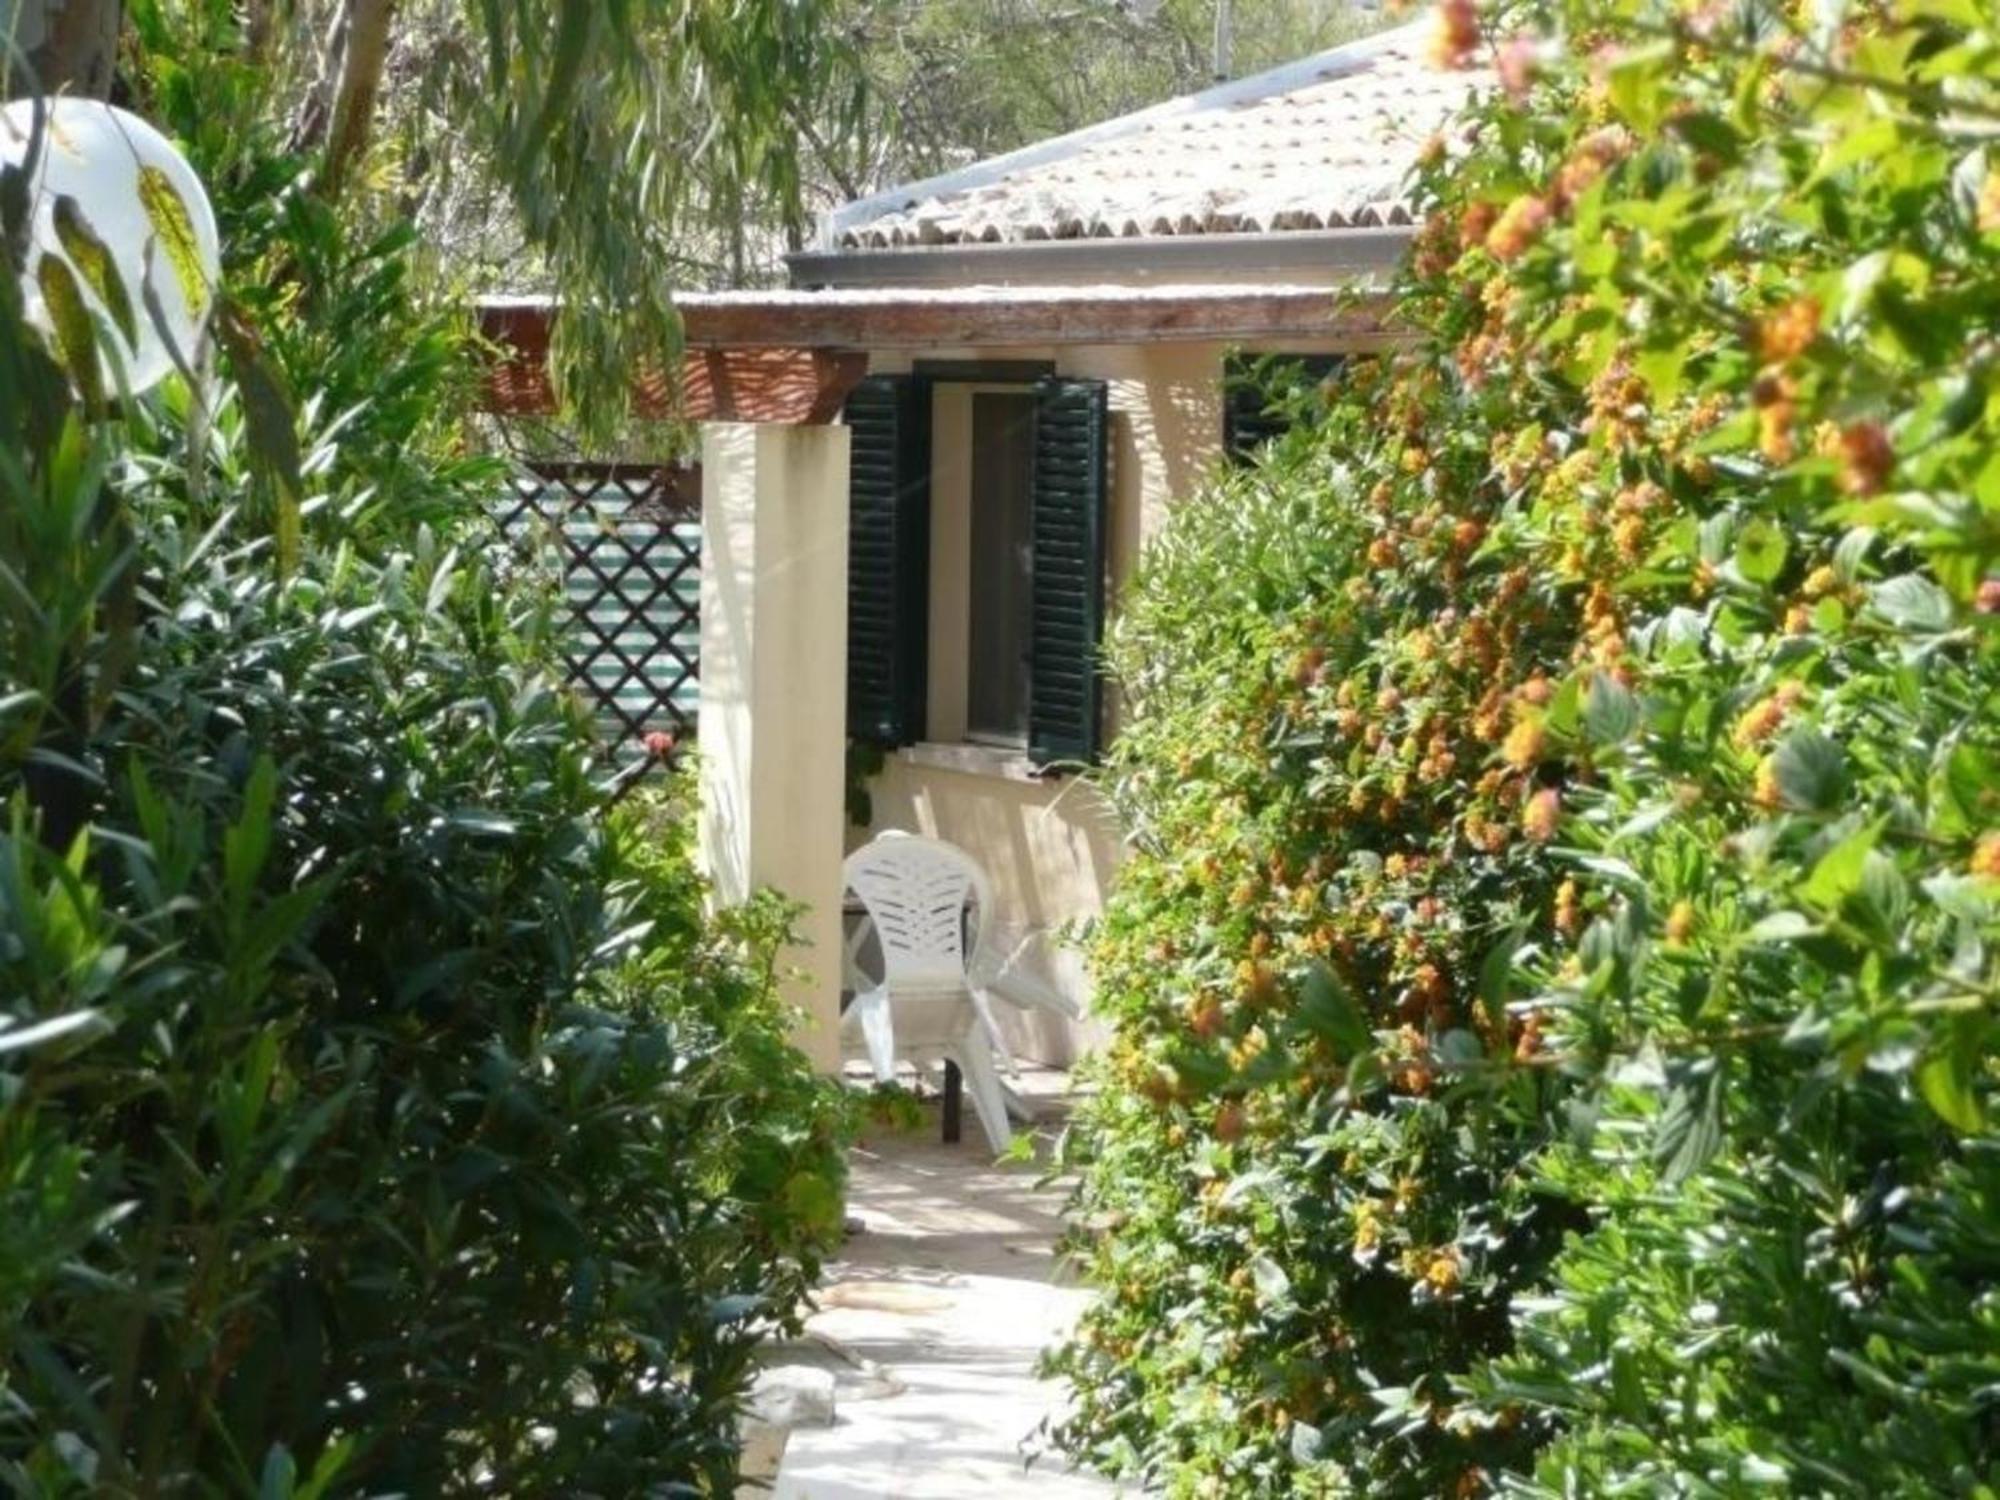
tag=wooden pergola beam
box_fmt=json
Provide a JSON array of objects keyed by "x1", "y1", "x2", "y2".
[{"x1": 479, "y1": 303, "x2": 868, "y2": 424}]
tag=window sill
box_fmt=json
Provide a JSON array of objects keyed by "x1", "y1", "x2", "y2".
[{"x1": 898, "y1": 740, "x2": 1048, "y2": 784}]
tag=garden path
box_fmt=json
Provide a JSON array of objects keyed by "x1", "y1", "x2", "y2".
[{"x1": 759, "y1": 1070, "x2": 1126, "y2": 1498}]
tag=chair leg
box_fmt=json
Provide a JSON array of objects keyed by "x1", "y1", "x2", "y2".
[
  {"x1": 844, "y1": 989, "x2": 897, "y2": 1084},
  {"x1": 941, "y1": 1060, "x2": 962, "y2": 1144},
  {"x1": 954, "y1": 1023, "x2": 1013, "y2": 1157}
]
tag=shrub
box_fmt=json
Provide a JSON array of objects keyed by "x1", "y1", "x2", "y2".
[
  {"x1": 1046, "y1": 386, "x2": 1580, "y2": 1497},
  {"x1": 1053, "y1": 1, "x2": 1998, "y2": 1495},
  {"x1": 0, "y1": 78, "x2": 846, "y2": 1500}
]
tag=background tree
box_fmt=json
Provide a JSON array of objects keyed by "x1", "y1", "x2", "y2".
[
  {"x1": 1, "y1": 0, "x2": 122, "y2": 96},
  {"x1": 827, "y1": 0, "x2": 1383, "y2": 196},
  {"x1": 363, "y1": 0, "x2": 1390, "y2": 304}
]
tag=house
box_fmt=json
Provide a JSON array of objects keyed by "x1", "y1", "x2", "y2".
[{"x1": 480, "y1": 20, "x2": 1489, "y2": 1070}]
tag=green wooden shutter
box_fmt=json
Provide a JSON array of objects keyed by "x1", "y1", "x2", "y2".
[
  {"x1": 1028, "y1": 376, "x2": 1109, "y2": 768},
  {"x1": 845, "y1": 375, "x2": 930, "y2": 745}
]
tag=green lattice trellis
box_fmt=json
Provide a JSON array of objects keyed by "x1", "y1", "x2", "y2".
[{"x1": 495, "y1": 462, "x2": 701, "y2": 746}]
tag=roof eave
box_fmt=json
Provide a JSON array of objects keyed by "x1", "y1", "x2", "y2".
[{"x1": 787, "y1": 226, "x2": 1414, "y2": 291}]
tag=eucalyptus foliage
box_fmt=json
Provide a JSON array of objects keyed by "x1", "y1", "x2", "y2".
[
  {"x1": 75, "y1": 0, "x2": 862, "y2": 439},
  {"x1": 1052, "y1": 1, "x2": 2000, "y2": 1494}
]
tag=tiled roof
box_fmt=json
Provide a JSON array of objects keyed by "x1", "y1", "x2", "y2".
[{"x1": 830, "y1": 22, "x2": 1489, "y2": 250}]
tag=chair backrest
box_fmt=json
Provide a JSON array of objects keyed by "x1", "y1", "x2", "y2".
[{"x1": 842, "y1": 832, "x2": 993, "y2": 990}]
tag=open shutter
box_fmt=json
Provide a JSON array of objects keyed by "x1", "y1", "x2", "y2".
[
  {"x1": 1028, "y1": 376, "x2": 1109, "y2": 768},
  {"x1": 845, "y1": 375, "x2": 930, "y2": 745}
]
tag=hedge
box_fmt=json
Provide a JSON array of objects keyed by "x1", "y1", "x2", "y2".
[{"x1": 1051, "y1": 1, "x2": 2000, "y2": 1494}]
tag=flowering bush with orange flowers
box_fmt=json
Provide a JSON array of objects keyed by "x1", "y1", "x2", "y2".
[{"x1": 1050, "y1": 1, "x2": 1999, "y2": 1494}]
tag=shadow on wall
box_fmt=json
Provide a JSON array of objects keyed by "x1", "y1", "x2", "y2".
[{"x1": 1105, "y1": 362, "x2": 1225, "y2": 598}]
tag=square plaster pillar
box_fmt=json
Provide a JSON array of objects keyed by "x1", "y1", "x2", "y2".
[{"x1": 698, "y1": 421, "x2": 850, "y2": 1073}]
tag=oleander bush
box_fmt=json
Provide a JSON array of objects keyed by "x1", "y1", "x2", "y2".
[
  {"x1": 1051, "y1": 1, "x2": 2000, "y2": 1494},
  {"x1": 0, "y1": 45, "x2": 847, "y2": 1500}
]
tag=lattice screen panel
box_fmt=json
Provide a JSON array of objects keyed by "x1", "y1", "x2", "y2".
[{"x1": 494, "y1": 462, "x2": 701, "y2": 746}]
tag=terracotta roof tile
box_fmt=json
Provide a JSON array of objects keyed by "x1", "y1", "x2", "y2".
[{"x1": 835, "y1": 23, "x2": 1489, "y2": 250}]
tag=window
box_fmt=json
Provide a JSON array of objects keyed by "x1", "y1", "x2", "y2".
[
  {"x1": 966, "y1": 392, "x2": 1036, "y2": 744},
  {"x1": 1223, "y1": 351, "x2": 1346, "y2": 464},
  {"x1": 844, "y1": 372, "x2": 1109, "y2": 770}
]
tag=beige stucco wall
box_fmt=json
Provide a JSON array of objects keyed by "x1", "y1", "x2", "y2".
[
  {"x1": 851, "y1": 337, "x2": 1354, "y2": 1065},
  {"x1": 700, "y1": 422, "x2": 851, "y2": 1073}
]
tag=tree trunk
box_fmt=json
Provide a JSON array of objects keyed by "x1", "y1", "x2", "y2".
[
  {"x1": 3, "y1": 0, "x2": 123, "y2": 98},
  {"x1": 299, "y1": 0, "x2": 397, "y2": 202}
]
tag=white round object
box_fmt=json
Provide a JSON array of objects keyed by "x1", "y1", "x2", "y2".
[{"x1": 0, "y1": 98, "x2": 221, "y2": 395}]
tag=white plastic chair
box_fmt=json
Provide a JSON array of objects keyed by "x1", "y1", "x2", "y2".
[{"x1": 840, "y1": 833, "x2": 1016, "y2": 1153}]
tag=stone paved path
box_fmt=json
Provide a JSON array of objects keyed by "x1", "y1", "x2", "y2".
[{"x1": 764, "y1": 1081, "x2": 1128, "y2": 1498}]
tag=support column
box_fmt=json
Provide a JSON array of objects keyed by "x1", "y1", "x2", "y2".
[{"x1": 698, "y1": 422, "x2": 850, "y2": 1073}]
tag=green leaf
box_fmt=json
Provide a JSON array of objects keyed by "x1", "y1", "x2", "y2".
[
  {"x1": 36, "y1": 252, "x2": 104, "y2": 407},
  {"x1": 521, "y1": 0, "x2": 598, "y2": 167},
  {"x1": 1806, "y1": 115, "x2": 1902, "y2": 189},
  {"x1": 1545, "y1": 672, "x2": 1583, "y2": 738},
  {"x1": 1803, "y1": 823, "x2": 1880, "y2": 909},
  {"x1": 709, "y1": 1293, "x2": 765, "y2": 1326},
  {"x1": 214, "y1": 301, "x2": 304, "y2": 573},
  {"x1": 1654, "y1": 1063, "x2": 1724, "y2": 1184},
  {"x1": 1605, "y1": 42, "x2": 1674, "y2": 133},
  {"x1": 782, "y1": 1169, "x2": 842, "y2": 1231},
  {"x1": 1436, "y1": 1028, "x2": 1482, "y2": 1067},
  {"x1": 1583, "y1": 671, "x2": 1640, "y2": 746},
  {"x1": 1249, "y1": 1254, "x2": 1292, "y2": 1303},
  {"x1": 1289, "y1": 1419, "x2": 1327, "y2": 1464},
  {"x1": 1297, "y1": 961, "x2": 1370, "y2": 1057},
  {"x1": 294, "y1": 1437, "x2": 357, "y2": 1500},
  {"x1": 137, "y1": 164, "x2": 208, "y2": 316},
  {"x1": 1915, "y1": 1017, "x2": 1985, "y2": 1133},
  {"x1": 1668, "y1": 110, "x2": 1742, "y2": 163},
  {"x1": 52, "y1": 195, "x2": 136, "y2": 347},
  {"x1": 1634, "y1": 343, "x2": 1687, "y2": 406},
  {"x1": 223, "y1": 755, "x2": 279, "y2": 917},
  {"x1": 258, "y1": 1444, "x2": 297, "y2": 1500},
  {"x1": 1932, "y1": 742, "x2": 1994, "y2": 839},
  {"x1": 1833, "y1": 526, "x2": 1876, "y2": 582},
  {"x1": 1734, "y1": 516, "x2": 1788, "y2": 585},
  {"x1": 0, "y1": 1009, "x2": 109, "y2": 1056},
  {"x1": 1745, "y1": 911, "x2": 1816, "y2": 944},
  {"x1": 1854, "y1": 850, "x2": 1910, "y2": 936},
  {"x1": 1870, "y1": 574, "x2": 1954, "y2": 632},
  {"x1": 1478, "y1": 922, "x2": 1526, "y2": 1045},
  {"x1": 1772, "y1": 729, "x2": 1845, "y2": 813},
  {"x1": 444, "y1": 808, "x2": 520, "y2": 838}
]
